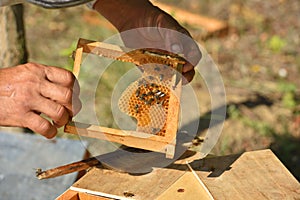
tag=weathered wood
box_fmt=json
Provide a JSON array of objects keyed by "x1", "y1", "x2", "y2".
[
  {"x1": 71, "y1": 166, "x2": 188, "y2": 200},
  {"x1": 157, "y1": 171, "x2": 213, "y2": 200},
  {"x1": 37, "y1": 157, "x2": 100, "y2": 180},
  {"x1": 194, "y1": 149, "x2": 300, "y2": 200},
  {"x1": 56, "y1": 190, "x2": 79, "y2": 200},
  {"x1": 57, "y1": 189, "x2": 108, "y2": 200},
  {"x1": 57, "y1": 150, "x2": 300, "y2": 200},
  {"x1": 78, "y1": 192, "x2": 109, "y2": 200}
]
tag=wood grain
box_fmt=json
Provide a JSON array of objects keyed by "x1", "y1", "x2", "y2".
[{"x1": 57, "y1": 150, "x2": 300, "y2": 199}]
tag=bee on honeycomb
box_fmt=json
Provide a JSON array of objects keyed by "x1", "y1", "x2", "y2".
[{"x1": 118, "y1": 64, "x2": 177, "y2": 136}]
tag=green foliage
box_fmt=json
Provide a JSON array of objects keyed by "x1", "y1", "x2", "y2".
[
  {"x1": 267, "y1": 35, "x2": 286, "y2": 53},
  {"x1": 278, "y1": 82, "x2": 297, "y2": 109},
  {"x1": 228, "y1": 104, "x2": 274, "y2": 136},
  {"x1": 227, "y1": 104, "x2": 241, "y2": 119},
  {"x1": 59, "y1": 41, "x2": 77, "y2": 71},
  {"x1": 278, "y1": 82, "x2": 297, "y2": 93},
  {"x1": 282, "y1": 92, "x2": 297, "y2": 109},
  {"x1": 242, "y1": 118, "x2": 274, "y2": 137}
]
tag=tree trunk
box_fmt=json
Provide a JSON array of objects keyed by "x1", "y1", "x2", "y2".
[
  {"x1": 0, "y1": 4, "x2": 27, "y2": 67},
  {"x1": 0, "y1": 4, "x2": 28, "y2": 133}
]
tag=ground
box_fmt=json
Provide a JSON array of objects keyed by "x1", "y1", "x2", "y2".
[{"x1": 23, "y1": 0, "x2": 300, "y2": 180}]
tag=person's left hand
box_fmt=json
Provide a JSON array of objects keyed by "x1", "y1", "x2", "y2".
[{"x1": 0, "y1": 63, "x2": 81, "y2": 138}]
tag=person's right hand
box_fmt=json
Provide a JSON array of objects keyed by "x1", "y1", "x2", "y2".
[
  {"x1": 0, "y1": 63, "x2": 81, "y2": 138},
  {"x1": 94, "y1": 0, "x2": 201, "y2": 83}
]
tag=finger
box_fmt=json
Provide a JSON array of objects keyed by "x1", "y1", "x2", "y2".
[
  {"x1": 40, "y1": 80, "x2": 81, "y2": 116},
  {"x1": 182, "y1": 69, "x2": 195, "y2": 85},
  {"x1": 32, "y1": 97, "x2": 70, "y2": 128},
  {"x1": 185, "y1": 43, "x2": 202, "y2": 67},
  {"x1": 162, "y1": 27, "x2": 201, "y2": 68},
  {"x1": 24, "y1": 112, "x2": 57, "y2": 139},
  {"x1": 61, "y1": 95, "x2": 82, "y2": 117},
  {"x1": 70, "y1": 97, "x2": 82, "y2": 116},
  {"x1": 44, "y1": 65, "x2": 75, "y2": 87},
  {"x1": 182, "y1": 63, "x2": 195, "y2": 73},
  {"x1": 40, "y1": 81, "x2": 73, "y2": 105}
]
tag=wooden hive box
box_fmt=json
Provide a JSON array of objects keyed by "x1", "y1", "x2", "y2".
[{"x1": 57, "y1": 149, "x2": 300, "y2": 200}]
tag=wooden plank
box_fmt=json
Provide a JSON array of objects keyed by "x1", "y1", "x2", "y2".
[
  {"x1": 78, "y1": 192, "x2": 110, "y2": 200},
  {"x1": 157, "y1": 171, "x2": 212, "y2": 200},
  {"x1": 64, "y1": 121, "x2": 174, "y2": 154},
  {"x1": 72, "y1": 167, "x2": 187, "y2": 200},
  {"x1": 59, "y1": 150, "x2": 300, "y2": 200},
  {"x1": 73, "y1": 47, "x2": 83, "y2": 78},
  {"x1": 56, "y1": 190, "x2": 79, "y2": 200},
  {"x1": 37, "y1": 157, "x2": 100, "y2": 180},
  {"x1": 76, "y1": 38, "x2": 185, "y2": 68},
  {"x1": 192, "y1": 149, "x2": 300, "y2": 199},
  {"x1": 56, "y1": 189, "x2": 109, "y2": 200}
]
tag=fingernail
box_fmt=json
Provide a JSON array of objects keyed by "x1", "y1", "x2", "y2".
[{"x1": 171, "y1": 43, "x2": 183, "y2": 54}]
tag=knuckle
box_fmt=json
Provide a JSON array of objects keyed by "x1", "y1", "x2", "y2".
[
  {"x1": 33, "y1": 118, "x2": 52, "y2": 134},
  {"x1": 63, "y1": 88, "x2": 73, "y2": 103},
  {"x1": 54, "y1": 104, "x2": 66, "y2": 120},
  {"x1": 64, "y1": 70, "x2": 75, "y2": 84}
]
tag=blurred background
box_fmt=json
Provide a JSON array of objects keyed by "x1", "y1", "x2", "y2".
[{"x1": 23, "y1": 0, "x2": 300, "y2": 180}]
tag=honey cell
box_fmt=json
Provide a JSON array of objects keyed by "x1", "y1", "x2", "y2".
[{"x1": 118, "y1": 64, "x2": 176, "y2": 137}]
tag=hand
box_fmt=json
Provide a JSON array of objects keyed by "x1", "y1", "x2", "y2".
[
  {"x1": 94, "y1": 0, "x2": 201, "y2": 83},
  {"x1": 0, "y1": 63, "x2": 81, "y2": 138}
]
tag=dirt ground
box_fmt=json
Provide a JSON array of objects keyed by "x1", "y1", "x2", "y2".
[{"x1": 23, "y1": 0, "x2": 300, "y2": 180}]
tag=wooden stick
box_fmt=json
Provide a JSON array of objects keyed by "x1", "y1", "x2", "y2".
[{"x1": 36, "y1": 157, "x2": 100, "y2": 180}]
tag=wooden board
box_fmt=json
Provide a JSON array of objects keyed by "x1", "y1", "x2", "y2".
[
  {"x1": 57, "y1": 149, "x2": 300, "y2": 199},
  {"x1": 193, "y1": 149, "x2": 300, "y2": 199},
  {"x1": 70, "y1": 167, "x2": 188, "y2": 199},
  {"x1": 157, "y1": 171, "x2": 212, "y2": 200}
]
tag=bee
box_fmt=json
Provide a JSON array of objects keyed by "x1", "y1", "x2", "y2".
[
  {"x1": 150, "y1": 83, "x2": 157, "y2": 87},
  {"x1": 135, "y1": 88, "x2": 140, "y2": 97},
  {"x1": 35, "y1": 168, "x2": 43, "y2": 176},
  {"x1": 159, "y1": 74, "x2": 164, "y2": 81},
  {"x1": 147, "y1": 91, "x2": 154, "y2": 96},
  {"x1": 156, "y1": 91, "x2": 162, "y2": 96},
  {"x1": 159, "y1": 92, "x2": 166, "y2": 98},
  {"x1": 154, "y1": 66, "x2": 161, "y2": 71},
  {"x1": 148, "y1": 75, "x2": 155, "y2": 80},
  {"x1": 151, "y1": 127, "x2": 160, "y2": 134}
]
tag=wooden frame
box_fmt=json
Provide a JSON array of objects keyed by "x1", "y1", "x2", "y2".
[{"x1": 64, "y1": 38, "x2": 184, "y2": 158}]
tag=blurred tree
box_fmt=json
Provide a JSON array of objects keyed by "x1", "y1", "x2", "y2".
[
  {"x1": 0, "y1": 4, "x2": 27, "y2": 67},
  {"x1": 0, "y1": 4, "x2": 28, "y2": 133}
]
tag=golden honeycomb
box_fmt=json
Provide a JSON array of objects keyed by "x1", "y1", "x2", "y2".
[{"x1": 118, "y1": 64, "x2": 177, "y2": 136}]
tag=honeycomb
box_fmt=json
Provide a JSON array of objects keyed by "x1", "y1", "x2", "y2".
[{"x1": 118, "y1": 64, "x2": 177, "y2": 136}]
